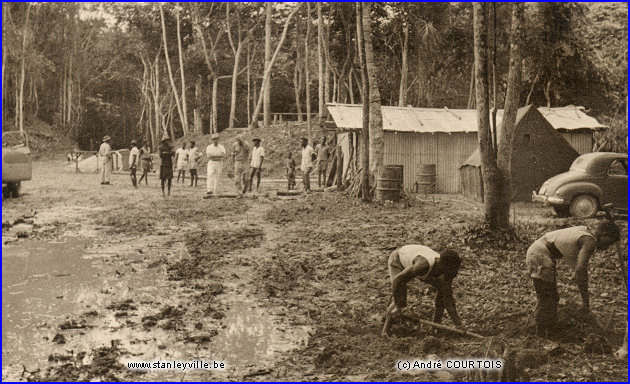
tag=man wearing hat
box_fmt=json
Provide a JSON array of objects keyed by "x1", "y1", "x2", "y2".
[
  {"x1": 206, "y1": 133, "x2": 226, "y2": 195},
  {"x1": 232, "y1": 138, "x2": 250, "y2": 196},
  {"x1": 99, "y1": 135, "x2": 113, "y2": 185},
  {"x1": 129, "y1": 140, "x2": 140, "y2": 188},
  {"x1": 249, "y1": 138, "x2": 265, "y2": 193}
]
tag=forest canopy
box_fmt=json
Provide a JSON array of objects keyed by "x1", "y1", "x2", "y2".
[{"x1": 2, "y1": 2, "x2": 627, "y2": 150}]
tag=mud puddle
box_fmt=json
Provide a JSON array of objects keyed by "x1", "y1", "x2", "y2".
[{"x1": 2, "y1": 237, "x2": 97, "y2": 364}]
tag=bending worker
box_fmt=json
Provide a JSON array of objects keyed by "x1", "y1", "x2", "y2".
[
  {"x1": 526, "y1": 221, "x2": 620, "y2": 338},
  {"x1": 382, "y1": 244, "x2": 463, "y2": 336}
]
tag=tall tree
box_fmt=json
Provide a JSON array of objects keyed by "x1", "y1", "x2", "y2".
[
  {"x1": 473, "y1": 3, "x2": 499, "y2": 226},
  {"x1": 263, "y1": 3, "x2": 272, "y2": 127},
  {"x1": 17, "y1": 4, "x2": 32, "y2": 133},
  {"x1": 356, "y1": 2, "x2": 370, "y2": 200},
  {"x1": 317, "y1": 2, "x2": 325, "y2": 120},
  {"x1": 305, "y1": 3, "x2": 313, "y2": 140},
  {"x1": 495, "y1": 3, "x2": 525, "y2": 227},
  {"x1": 175, "y1": 7, "x2": 189, "y2": 133},
  {"x1": 250, "y1": 4, "x2": 302, "y2": 127},
  {"x1": 159, "y1": 4, "x2": 188, "y2": 135},
  {"x1": 362, "y1": 2, "x2": 384, "y2": 178},
  {"x1": 474, "y1": 2, "x2": 524, "y2": 228}
]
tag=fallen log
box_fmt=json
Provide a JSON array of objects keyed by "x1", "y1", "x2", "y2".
[
  {"x1": 402, "y1": 314, "x2": 485, "y2": 339},
  {"x1": 202, "y1": 193, "x2": 240, "y2": 199}
]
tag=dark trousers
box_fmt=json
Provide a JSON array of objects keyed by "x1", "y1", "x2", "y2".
[
  {"x1": 130, "y1": 167, "x2": 137, "y2": 187},
  {"x1": 189, "y1": 169, "x2": 198, "y2": 186},
  {"x1": 532, "y1": 278, "x2": 559, "y2": 337}
]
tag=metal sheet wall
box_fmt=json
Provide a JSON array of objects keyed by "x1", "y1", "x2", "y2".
[
  {"x1": 560, "y1": 132, "x2": 593, "y2": 155},
  {"x1": 340, "y1": 131, "x2": 478, "y2": 193}
]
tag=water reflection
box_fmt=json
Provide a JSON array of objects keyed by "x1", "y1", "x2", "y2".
[
  {"x1": 2, "y1": 237, "x2": 93, "y2": 366},
  {"x1": 210, "y1": 302, "x2": 273, "y2": 368}
]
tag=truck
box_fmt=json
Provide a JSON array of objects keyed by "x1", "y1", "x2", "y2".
[{"x1": 2, "y1": 131, "x2": 32, "y2": 198}]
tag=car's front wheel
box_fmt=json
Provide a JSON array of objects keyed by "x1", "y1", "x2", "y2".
[{"x1": 569, "y1": 194, "x2": 598, "y2": 218}]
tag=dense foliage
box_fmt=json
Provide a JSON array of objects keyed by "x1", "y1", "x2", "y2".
[{"x1": 2, "y1": 2, "x2": 627, "y2": 150}]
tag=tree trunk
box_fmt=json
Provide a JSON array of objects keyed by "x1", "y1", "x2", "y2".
[
  {"x1": 228, "y1": 42, "x2": 244, "y2": 128},
  {"x1": 160, "y1": 5, "x2": 186, "y2": 138},
  {"x1": 247, "y1": 39, "x2": 252, "y2": 127},
  {"x1": 250, "y1": 4, "x2": 301, "y2": 127},
  {"x1": 324, "y1": 16, "x2": 331, "y2": 106},
  {"x1": 362, "y1": 2, "x2": 384, "y2": 178},
  {"x1": 398, "y1": 23, "x2": 409, "y2": 107},
  {"x1": 467, "y1": 64, "x2": 475, "y2": 109},
  {"x1": 18, "y1": 4, "x2": 32, "y2": 133},
  {"x1": 176, "y1": 8, "x2": 189, "y2": 134},
  {"x1": 194, "y1": 76, "x2": 203, "y2": 133},
  {"x1": 293, "y1": 27, "x2": 303, "y2": 122},
  {"x1": 263, "y1": 3, "x2": 272, "y2": 127},
  {"x1": 356, "y1": 2, "x2": 370, "y2": 201},
  {"x1": 305, "y1": 3, "x2": 312, "y2": 141},
  {"x1": 496, "y1": 2, "x2": 525, "y2": 228},
  {"x1": 317, "y1": 2, "x2": 325, "y2": 120},
  {"x1": 474, "y1": 2, "x2": 501, "y2": 229},
  {"x1": 211, "y1": 75, "x2": 218, "y2": 134}
]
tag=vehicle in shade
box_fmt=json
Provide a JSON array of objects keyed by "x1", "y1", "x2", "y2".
[
  {"x1": 532, "y1": 152, "x2": 627, "y2": 218},
  {"x1": 2, "y1": 131, "x2": 32, "y2": 198}
]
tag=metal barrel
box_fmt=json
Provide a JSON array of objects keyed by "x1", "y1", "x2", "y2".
[
  {"x1": 376, "y1": 165, "x2": 403, "y2": 202},
  {"x1": 417, "y1": 164, "x2": 436, "y2": 194}
]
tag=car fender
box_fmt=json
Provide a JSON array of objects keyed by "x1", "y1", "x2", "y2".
[{"x1": 556, "y1": 182, "x2": 602, "y2": 204}]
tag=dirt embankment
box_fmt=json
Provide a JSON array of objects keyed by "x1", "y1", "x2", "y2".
[{"x1": 2, "y1": 161, "x2": 627, "y2": 381}]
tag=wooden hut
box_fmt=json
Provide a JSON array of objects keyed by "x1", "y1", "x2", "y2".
[{"x1": 460, "y1": 105, "x2": 580, "y2": 202}]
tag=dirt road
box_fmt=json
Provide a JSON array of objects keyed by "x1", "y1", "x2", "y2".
[{"x1": 2, "y1": 161, "x2": 627, "y2": 381}]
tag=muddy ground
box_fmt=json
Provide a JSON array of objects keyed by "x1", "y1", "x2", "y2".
[{"x1": 2, "y1": 161, "x2": 627, "y2": 381}]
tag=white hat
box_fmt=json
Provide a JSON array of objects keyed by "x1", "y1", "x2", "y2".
[{"x1": 212, "y1": 133, "x2": 220, "y2": 139}]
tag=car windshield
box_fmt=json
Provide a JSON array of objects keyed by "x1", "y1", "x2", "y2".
[{"x1": 569, "y1": 157, "x2": 588, "y2": 172}]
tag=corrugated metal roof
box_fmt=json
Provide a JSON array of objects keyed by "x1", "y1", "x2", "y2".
[
  {"x1": 536, "y1": 106, "x2": 608, "y2": 131},
  {"x1": 327, "y1": 104, "x2": 479, "y2": 133},
  {"x1": 326, "y1": 103, "x2": 607, "y2": 133}
]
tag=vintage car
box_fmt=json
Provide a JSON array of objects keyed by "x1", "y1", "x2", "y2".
[
  {"x1": 2, "y1": 131, "x2": 32, "y2": 198},
  {"x1": 532, "y1": 152, "x2": 627, "y2": 218}
]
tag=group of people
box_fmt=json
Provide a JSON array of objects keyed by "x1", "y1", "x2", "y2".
[
  {"x1": 98, "y1": 135, "x2": 152, "y2": 186},
  {"x1": 100, "y1": 132, "x2": 333, "y2": 197},
  {"x1": 382, "y1": 221, "x2": 622, "y2": 342}
]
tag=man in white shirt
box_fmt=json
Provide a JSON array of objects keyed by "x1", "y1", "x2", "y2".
[
  {"x1": 175, "y1": 142, "x2": 189, "y2": 183},
  {"x1": 248, "y1": 138, "x2": 265, "y2": 192},
  {"x1": 300, "y1": 137, "x2": 314, "y2": 192},
  {"x1": 206, "y1": 133, "x2": 226, "y2": 195},
  {"x1": 99, "y1": 135, "x2": 113, "y2": 185},
  {"x1": 129, "y1": 140, "x2": 140, "y2": 188}
]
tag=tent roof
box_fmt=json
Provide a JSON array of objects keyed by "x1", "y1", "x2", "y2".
[{"x1": 326, "y1": 103, "x2": 607, "y2": 134}]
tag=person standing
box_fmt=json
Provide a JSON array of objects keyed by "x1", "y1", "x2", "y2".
[
  {"x1": 315, "y1": 136, "x2": 330, "y2": 187},
  {"x1": 175, "y1": 142, "x2": 189, "y2": 183},
  {"x1": 138, "y1": 142, "x2": 152, "y2": 186},
  {"x1": 286, "y1": 152, "x2": 296, "y2": 190},
  {"x1": 249, "y1": 138, "x2": 265, "y2": 193},
  {"x1": 525, "y1": 221, "x2": 620, "y2": 337},
  {"x1": 232, "y1": 138, "x2": 250, "y2": 196},
  {"x1": 99, "y1": 135, "x2": 113, "y2": 185},
  {"x1": 159, "y1": 134, "x2": 175, "y2": 197},
  {"x1": 300, "y1": 138, "x2": 314, "y2": 193},
  {"x1": 188, "y1": 141, "x2": 202, "y2": 187},
  {"x1": 206, "y1": 133, "x2": 226, "y2": 195},
  {"x1": 129, "y1": 140, "x2": 140, "y2": 188}
]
